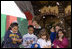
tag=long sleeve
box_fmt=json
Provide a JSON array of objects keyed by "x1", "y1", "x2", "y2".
[
  {"x1": 18, "y1": 31, "x2": 22, "y2": 39},
  {"x1": 47, "y1": 40, "x2": 51, "y2": 46},
  {"x1": 17, "y1": 32, "x2": 23, "y2": 46},
  {"x1": 53, "y1": 38, "x2": 69, "y2": 48},
  {"x1": 37, "y1": 39, "x2": 42, "y2": 48},
  {"x1": 4, "y1": 31, "x2": 12, "y2": 43},
  {"x1": 22, "y1": 34, "x2": 38, "y2": 48},
  {"x1": 50, "y1": 32, "x2": 56, "y2": 43},
  {"x1": 58, "y1": 38, "x2": 69, "y2": 48},
  {"x1": 22, "y1": 35, "x2": 29, "y2": 48},
  {"x1": 33, "y1": 36, "x2": 37, "y2": 44},
  {"x1": 53, "y1": 39, "x2": 58, "y2": 48}
]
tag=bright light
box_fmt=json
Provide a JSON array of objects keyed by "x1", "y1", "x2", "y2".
[
  {"x1": 39, "y1": 10, "x2": 40, "y2": 12},
  {"x1": 1, "y1": 1, "x2": 26, "y2": 19},
  {"x1": 60, "y1": 21, "x2": 63, "y2": 24},
  {"x1": 43, "y1": 16, "x2": 45, "y2": 18},
  {"x1": 49, "y1": 6, "x2": 50, "y2": 8},
  {"x1": 56, "y1": 2, "x2": 59, "y2": 5}
]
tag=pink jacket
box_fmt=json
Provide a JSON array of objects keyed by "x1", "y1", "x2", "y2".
[{"x1": 53, "y1": 37, "x2": 69, "y2": 48}]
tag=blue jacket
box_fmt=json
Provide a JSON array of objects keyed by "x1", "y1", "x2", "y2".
[
  {"x1": 50, "y1": 32, "x2": 56, "y2": 43},
  {"x1": 31, "y1": 43, "x2": 41, "y2": 48},
  {"x1": 4, "y1": 30, "x2": 22, "y2": 48}
]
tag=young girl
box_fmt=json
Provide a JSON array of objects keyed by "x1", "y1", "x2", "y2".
[
  {"x1": 53, "y1": 29, "x2": 69, "y2": 48},
  {"x1": 37, "y1": 29, "x2": 51, "y2": 48},
  {"x1": 3, "y1": 22, "x2": 22, "y2": 48}
]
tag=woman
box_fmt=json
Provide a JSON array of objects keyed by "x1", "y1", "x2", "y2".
[{"x1": 53, "y1": 29, "x2": 69, "y2": 48}]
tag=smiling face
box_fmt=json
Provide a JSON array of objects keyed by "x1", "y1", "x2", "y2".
[
  {"x1": 28, "y1": 27, "x2": 34, "y2": 34},
  {"x1": 41, "y1": 35, "x2": 46, "y2": 40},
  {"x1": 12, "y1": 26, "x2": 18, "y2": 33}
]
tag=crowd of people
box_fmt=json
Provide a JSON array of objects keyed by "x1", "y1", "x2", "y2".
[{"x1": 2, "y1": 20, "x2": 69, "y2": 48}]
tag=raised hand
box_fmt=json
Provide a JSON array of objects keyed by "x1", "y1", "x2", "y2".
[{"x1": 50, "y1": 27, "x2": 55, "y2": 32}]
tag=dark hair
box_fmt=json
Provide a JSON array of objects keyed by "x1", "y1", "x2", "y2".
[
  {"x1": 56, "y1": 29, "x2": 67, "y2": 39},
  {"x1": 8, "y1": 22, "x2": 18, "y2": 30},
  {"x1": 28, "y1": 25, "x2": 34, "y2": 29}
]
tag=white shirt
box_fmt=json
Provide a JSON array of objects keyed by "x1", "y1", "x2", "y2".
[
  {"x1": 37, "y1": 38, "x2": 51, "y2": 48},
  {"x1": 22, "y1": 33, "x2": 37, "y2": 48},
  {"x1": 10, "y1": 30, "x2": 17, "y2": 33}
]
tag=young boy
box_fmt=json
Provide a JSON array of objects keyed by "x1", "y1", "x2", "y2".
[{"x1": 22, "y1": 25, "x2": 37, "y2": 48}]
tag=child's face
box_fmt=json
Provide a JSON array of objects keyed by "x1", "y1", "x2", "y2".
[
  {"x1": 41, "y1": 35, "x2": 46, "y2": 39},
  {"x1": 12, "y1": 26, "x2": 18, "y2": 33},
  {"x1": 28, "y1": 27, "x2": 34, "y2": 34}
]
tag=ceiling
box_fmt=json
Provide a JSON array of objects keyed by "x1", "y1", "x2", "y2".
[
  {"x1": 31, "y1": 1, "x2": 71, "y2": 15},
  {"x1": 15, "y1": 1, "x2": 71, "y2": 27}
]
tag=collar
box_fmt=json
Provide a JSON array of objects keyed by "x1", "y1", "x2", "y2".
[
  {"x1": 28, "y1": 33, "x2": 34, "y2": 36},
  {"x1": 40, "y1": 38, "x2": 46, "y2": 41},
  {"x1": 10, "y1": 30, "x2": 17, "y2": 33}
]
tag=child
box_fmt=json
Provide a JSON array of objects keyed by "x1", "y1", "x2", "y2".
[
  {"x1": 53, "y1": 29, "x2": 69, "y2": 48},
  {"x1": 3, "y1": 22, "x2": 22, "y2": 48},
  {"x1": 37, "y1": 29, "x2": 51, "y2": 48},
  {"x1": 22, "y1": 25, "x2": 37, "y2": 48}
]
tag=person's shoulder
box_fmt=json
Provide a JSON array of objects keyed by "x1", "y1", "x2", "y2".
[
  {"x1": 6, "y1": 30, "x2": 10, "y2": 32},
  {"x1": 47, "y1": 40, "x2": 51, "y2": 43},
  {"x1": 63, "y1": 37, "x2": 68, "y2": 40},
  {"x1": 6, "y1": 30, "x2": 11, "y2": 34},
  {"x1": 33, "y1": 34, "x2": 36, "y2": 36},
  {"x1": 48, "y1": 39, "x2": 51, "y2": 41},
  {"x1": 23, "y1": 33, "x2": 28, "y2": 37},
  {"x1": 38, "y1": 38, "x2": 42, "y2": 41},
  {"x1": 64, "y1": 37, "x2": 68, "y2": 39},
  {"x1": 33, "y1": 34, "x2": 37, "y2": 38},
  {"x1": 54, "y1": 39, "x2": 58, "y2": 42}
]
